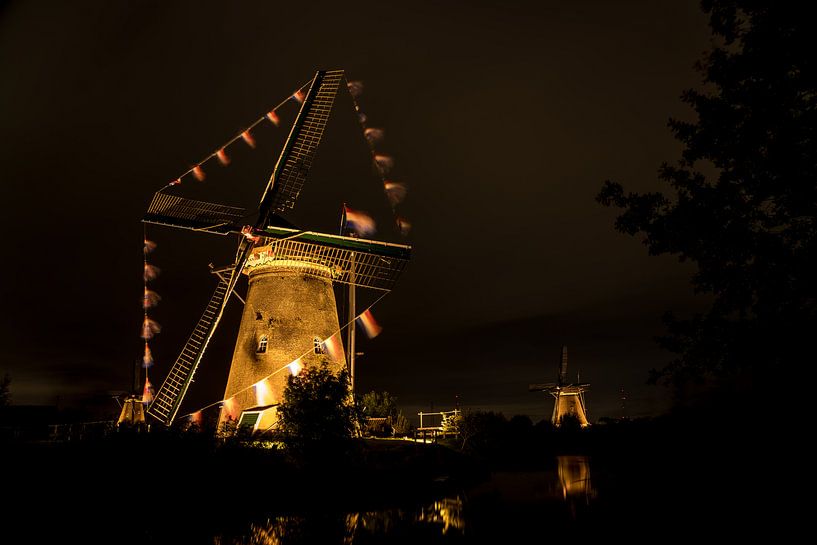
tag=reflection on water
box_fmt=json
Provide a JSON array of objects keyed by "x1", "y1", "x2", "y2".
[
  {"x1": 218, "y1": 457, "x2": 596, "y2": 543},
  {"x1": 217, "y1": 497, "x2": 466, "y2": 544},
  {"x1": 557, "y1": 455, "x2": 595, "y2": 502},
  {"x1": 417, "y1": 497, "x2": 466, "y2": 535},
  {"x1": 557, "y1": 455, "x2": 596, "y2": 520}
]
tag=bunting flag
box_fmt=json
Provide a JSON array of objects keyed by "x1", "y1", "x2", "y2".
[
  {"x1": 144, "y1": 263, "x2": 160, "y2": 282},
  {"x1": 356, "y1": 309, "x2": 382, "y2": 339},
  {"x1": 241, "y1": 226, "x2": 261, "y2": 243},
  {"x1": 321, "y1": 334, "x2": 344, "y2": 362},
  {"x1": 345, "y1": 77, "x2": 412, "y2": 238},
  {"x1": 141, "y1": 317, "x2": 161, "y2": 339},
  {"x1": 143, "y1": 289, "x2": 161, "y2": 309},
  {"x1": 288, "y1": 358, "x2": 303, "y2": 377},
  {"x1": 192, "y1": 165, "x2": 206, "y2": 181},
  {"x1": 143, "y1": 343, "x2": 154, "y2": 368},
  {"x1": 222, "y1": 397, "x2": 239, "y2": 421},
  {"x1": 344, "y1": 205, "x2": 377, "y2": 237},
  {"x1": 396, "y1": 216, "x2": 412, "y2": 236},
  {"x1": 241, "y1": 130, "x2": 256, "y2": 148},
  {"x1": 364, "y1": 127, "x2": 385, "y2": 145},
  {"x1": 142, "y1": 378, "x2": 154, "y2": 404},
  {"x1": 142, "y1": 231, "x2": 160, "y2": 400},
  {"x1": 254, "y1": 378, "x2": 274, "y2": 406},
  {"x1": 150, "y1": 83, "x2": 310, "y2": 194},
  {"x1": 383, "y1": 181, "x2": 407, "y2": 206},
  {"x1": 373, "y1": 154, "x2": 394, "y2": 176},
  {"x1": 190, "y1": 411, "x2": 202, "y2": 425},
  {"x1": 347, "y1": 81, "x2": 364, "y2": 98}
]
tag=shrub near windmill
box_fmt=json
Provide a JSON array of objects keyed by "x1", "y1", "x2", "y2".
[{"x1": 143, "y1": 70, "x2": 411, "y2": 433}]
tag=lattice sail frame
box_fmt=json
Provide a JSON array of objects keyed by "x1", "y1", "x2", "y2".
[
  {"x1": 259, "y1": 70, "x2": 345, "y2": 216},
  {"x1": 145, "y1": 193, "x2": 248, "y2": 234}
]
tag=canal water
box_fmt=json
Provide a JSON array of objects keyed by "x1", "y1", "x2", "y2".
[{"x1": 214, "y1": 456, "x2": 595, "y2": 544}]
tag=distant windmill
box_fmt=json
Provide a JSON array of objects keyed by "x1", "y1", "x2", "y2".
[
  {"x1": 143, "y1": 69, "x2": 411, "y2": 432},
  {"x1": 529, "y1": 346, "x2": 590, "y2": 427}
]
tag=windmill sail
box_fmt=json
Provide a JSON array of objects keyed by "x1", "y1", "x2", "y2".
[
  {"x1": 147, "y1": 270, "x2": 239, "y2": 425},
  {"x1": 258, "y1": 69, "x2": 344, "y2": 220},
  {"x1": 144, "y1": 193, "x2": 248, "y2": 234}
]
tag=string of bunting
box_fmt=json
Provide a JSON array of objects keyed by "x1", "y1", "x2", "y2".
[
  {"x1": 140, "y1": 230, "x2": 160, "y2": 404},
  {"x1": 177, "y1": 293, "x2": 388, "y2": 423},
  {"x1": 344, "y1": 78, "x2": 412, "y2": 238},
  {"x1": 137, "y1": 80, "x2": 311, "y2": 400},
  {"x1": 155, "y1": 81, "x2": 311, "y2": 192}
]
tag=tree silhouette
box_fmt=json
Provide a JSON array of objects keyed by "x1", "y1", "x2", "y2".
[
  {"x1": 598, "y1": 1, "x2": 816, "y2": 388},
  {"x1": 359, "y1": 391, "x2": 398, "y2": 419},
  {"x1": 277, "y1": 361, "x2": 360, "y2": 457}
]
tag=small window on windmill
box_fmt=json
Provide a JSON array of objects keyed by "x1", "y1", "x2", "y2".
[
  {"x1": 257, "y1": 335, "x2": 268, "y2": 354},
  {"x1": 314, "y1": 337, "x2": 325, "y2": 355},
  {"x1": 255, "y1": 311, "x2": 263, "y2": 321}
]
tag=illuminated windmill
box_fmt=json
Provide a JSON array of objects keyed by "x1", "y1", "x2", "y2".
[
  {"x1": 529, "y1": 346, "x2": 590, "y2": 427},
  {"x1": 143, "y1": 69, "x2": 411, "y2": 431}
]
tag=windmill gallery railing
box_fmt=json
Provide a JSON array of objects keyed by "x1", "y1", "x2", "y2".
[{"x1": 249, "y1": 228, "x2": 410, "y2": 292}]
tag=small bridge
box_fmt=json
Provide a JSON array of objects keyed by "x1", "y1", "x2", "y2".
[{"x1": 414, "y1": 409, "x2": 461, "y2": 443}]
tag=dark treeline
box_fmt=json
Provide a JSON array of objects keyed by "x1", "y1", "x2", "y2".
[{"x1": 3, "y1": 394, "x2": 754, "y2": 542}]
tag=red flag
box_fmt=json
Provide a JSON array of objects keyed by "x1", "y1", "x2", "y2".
[
  {"x1": 241, "y1": 130, "x2": 256, "y2": 148},
  {"x1": 364, "y1": 127, "x2": 385, "y2": 145},
  {"x1": 143, "y1": 239, "x2": 157, "y2": 254},
  {"x1": 344, "y1": 205, "x2": 377, "y2": 237},
  {"x1": 222, "y1": 397, "x2": 239, "y2": 421},
  {"x1": 356, "y1": 309, "x2": 383, "y2": 339},
  {"x1": 144, "y1": 263, "x2": 160, "y2": 281},
  {"x1": 320, "y1": 334, "x2": 344, "y2": 362},
  {"x1": 347, "y1": 81, "x2": 364, "y2": 98},
  {"x1": 293, "y1": 90, "x2": 305, "y2": 103},
  {"x1": 374, "y1": 154, "x2": 394, "y2": 176},
  {"x1": 142, "y1": 378, "x2": 154, "y2": 404},
  {"x1": 192, "y1": 165, "x2": 206, "y2": 181},
  {"x1": 141, "y1": 317, "x2": 161, "y2": 339},
  {"x1": 383, "y1": 181, "x2": 407, "y2": 206},
  {"x1": 266, "y1": 111, "x2": 280, "y2": 126},
  {"x1": 143, "y1": 289, "x2": 161, "y2": 309},
  {"x1": 143, "y1": 343, "x2": 154, "y2": 368},
  {"x1": 288, "y1": 358, "x2": 303, "y2": 377},
  {"x1": 254, "y1": 378, "x2": 274, "y2": 405},
  {"x1": 241, "y1": 225, "x2": 261, "y2": 243},
  {"x1": 396, "y1": 216, "x2": 412, "y2": 236},
  {"x1": 216, "y1": 148, "x2": 230, "y2": 166}
]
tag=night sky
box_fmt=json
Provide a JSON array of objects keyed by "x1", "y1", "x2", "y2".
[{"x1": 0, "y1": 1, "x2": 712, "y2": 422}]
